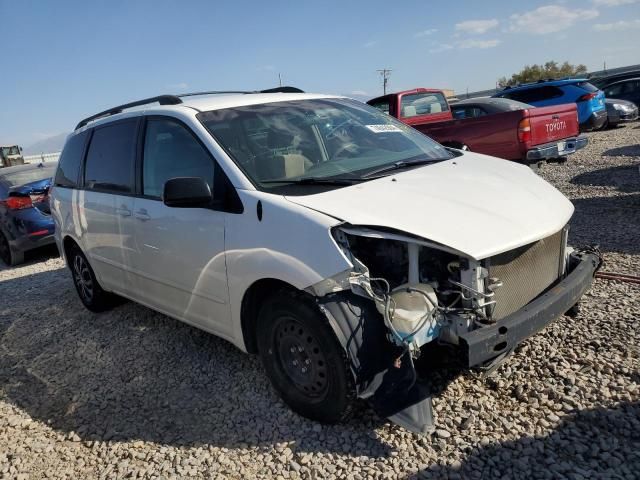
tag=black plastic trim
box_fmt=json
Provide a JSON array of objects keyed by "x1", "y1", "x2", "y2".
[{"x1": 75, "y1": 95, "x2": 182, "y2": 130}]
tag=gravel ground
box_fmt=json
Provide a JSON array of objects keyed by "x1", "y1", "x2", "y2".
[{"x1": 1, "y1": 125, "x2": 639, "y2": 479}]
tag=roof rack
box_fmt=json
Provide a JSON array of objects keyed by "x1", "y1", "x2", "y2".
[
  {"x1": 259, "y1": 86, "x2": 304, "y2": 93},
  {"x1": 75, "y1": 95, "x2": 182, "y2": 130},
  {"x1": 74, "y1": 86, "x2": 305, "y2": 130}
]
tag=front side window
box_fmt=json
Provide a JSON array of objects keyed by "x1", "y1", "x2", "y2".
[
  {"x1": 55, "y1": 132, "x2": 86, "y2": 188},
  {"x1": 143, "y1": 118, "x2": 214, "y2": 198},
  {"x1": 84, "y1": 121, "x2": 137, "y2": 193},
  {"x1": 400, "y1": 92, "x2": 449, "y2": 118},
  {"x1": 198, "y1": 98, "x2": 452, "y2": 192}
]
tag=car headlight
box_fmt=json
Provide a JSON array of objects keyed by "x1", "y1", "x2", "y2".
[{"x1": 613, "y1": 103, "x2": 634, "y2": 112}]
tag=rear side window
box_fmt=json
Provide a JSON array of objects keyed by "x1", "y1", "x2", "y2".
[
  {"x1": 142, "y1": 118, "x2": 214, "y2": 198},
  {"x1": 369, "y1": 99, "x2": 390, "y2": 115},
  {"x1": 84, "y1": 121, "x2": 137, "y2": 193},
  {"x1": 54, "y1": 132, "x2": 86, "y2": 188},
  {"x1": 400, "y1": 92, "x2": 449, "y2": 117},
  {"x1": 576, "y1": 81, "x2": 598, "y2": 93},
  {"x1": 503, "y1": 86, "x2": 563, "y2": 103},
  {"x1": 451, "y1": 106, "x2": 487, "y2": 119}
]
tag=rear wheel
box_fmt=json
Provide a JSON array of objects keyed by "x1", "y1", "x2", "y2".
[
  {"x1": 257, "y1": 291, "x2": 355, "y2": 424},
  {"x1": 0, "y1": 231, "x2": 24, "y2": 266},
  {"x1": 68, "y1": 245, "x2": 119, "y2": 312}
]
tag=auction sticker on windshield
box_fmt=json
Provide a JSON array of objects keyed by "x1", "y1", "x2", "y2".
[{"x1": 366, "y1": 124, "x2": 403, "y2": 133}]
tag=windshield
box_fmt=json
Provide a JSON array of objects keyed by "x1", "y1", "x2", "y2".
[
  {"x1": 198, "y1": 98, "x2": 452, "y2": 191},
  {"x1": 1, "y1": 146, "x2": 20, "y2": 157}
]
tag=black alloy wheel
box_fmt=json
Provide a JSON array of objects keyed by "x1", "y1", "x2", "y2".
[{"x1": 68, "y1": 245, "x2": 119, "y2": 312}]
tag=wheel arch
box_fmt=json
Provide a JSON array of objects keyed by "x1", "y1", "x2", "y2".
[
  {"x1": 62, "y1": 235, "x2": 81, "y2": 263},
  {"x1": 240, "y1": 278, "x2": 304, "y2": 354}
]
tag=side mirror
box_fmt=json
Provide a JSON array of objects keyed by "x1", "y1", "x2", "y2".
[{"x1": 163, "y1": 177, "x2": 213, "y2": 208}]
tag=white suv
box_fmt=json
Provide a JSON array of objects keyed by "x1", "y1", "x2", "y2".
[{"x1": 51, "y1": 88, "x2": 600, "y2": 433}]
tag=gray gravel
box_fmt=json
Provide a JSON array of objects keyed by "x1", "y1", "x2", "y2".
[{"x1": 1, "y1": 125, "x2": 639, "y2": 479}]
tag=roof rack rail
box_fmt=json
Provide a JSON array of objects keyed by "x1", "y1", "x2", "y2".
[
  {"x1": 74, "y1": 86, "x2": 305, "y2": 130},
  {"x1": 177, "y1": 86, "x2": 305, "y2": 97},
  {"x1": 259, "y1": 86, "x2": 304, "y2": 93},
  {"x1": 75, "y1": 94, "x2": 182, "y2": 130},
  {"x1": 178, "y1": 90, "x2": 253, "y2": 97}
]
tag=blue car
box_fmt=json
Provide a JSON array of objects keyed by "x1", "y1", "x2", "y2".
[
  {"x1": 0, "y1": 162, "x2": 58, "y2": 266},
  {"x1": 492, "y1": 79, "x2": 607, "y2": 131}
]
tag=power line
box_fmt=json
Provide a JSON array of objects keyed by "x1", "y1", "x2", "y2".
[{"x1": 377, "y1": 69, "x2": 392, "y2": 95}]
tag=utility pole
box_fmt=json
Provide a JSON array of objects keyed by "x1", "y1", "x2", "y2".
[
  {"x1": 278, "y1": 73, "x2": 282, "y2": 87},
  {"x1": 377, "y1": 69, "x2": 392, "y2": 95}
]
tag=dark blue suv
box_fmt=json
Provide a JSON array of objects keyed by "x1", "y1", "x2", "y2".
[
  {"x1": 0, "y1": 162, "x2": 57, "y2": 266},
  {"x1": 493, "y1": 79, "x2": 607, "y2": 131}
]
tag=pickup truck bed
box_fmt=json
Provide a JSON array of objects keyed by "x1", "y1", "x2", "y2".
[
  {"x1": 416, "y1": 103, "x2": 585, "y2": 161},
  {"x1": 368, "y1": 89, "x2": 587, "y2": 163}
]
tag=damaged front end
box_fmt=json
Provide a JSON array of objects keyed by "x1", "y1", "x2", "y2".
[{"x1": 309, "y1": 224, "x2": 601, "y2": 434}]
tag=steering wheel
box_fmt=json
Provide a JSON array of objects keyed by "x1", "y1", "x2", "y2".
[
  {"x1": 325, "y1": 120, "x2": 356, "y2": 140},
  {"x1": 329, "y1": 142, "x2": 359, "y2": 161}
]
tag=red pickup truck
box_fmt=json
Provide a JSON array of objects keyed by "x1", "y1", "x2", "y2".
[{"x1": 367, "y1": 88, "x2": 587, "y2": 163}]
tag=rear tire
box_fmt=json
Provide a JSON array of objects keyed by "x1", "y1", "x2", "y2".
[
  {"x1": 0, "y1": 231, "x2": 24, "y2": 266},
  {"x1": 68, "y1": 245, "x2": 119, "y2": 312},
  {"x1": 257, "y1": 291, "x2": 355, "y2": 424}
]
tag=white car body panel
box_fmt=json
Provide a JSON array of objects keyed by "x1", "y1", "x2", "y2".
[
  {"x1": 286, "y1": 152, "x2": 574, "y2": 260},
  {"x1": 127, "y1": 196, "x2": 231, "y2": 336},
  {"x1": 224, "y1": 189, "x2": 351, "y2": 348}
]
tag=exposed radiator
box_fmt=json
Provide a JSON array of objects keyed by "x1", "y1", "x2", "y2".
[{"x1": 488, "y1": 228, "x2": 566, "y2": 320}]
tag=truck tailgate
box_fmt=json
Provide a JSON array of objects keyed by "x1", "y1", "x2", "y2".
[{"x1": 528, "y1": 104, "x2": 579, "y2": 145}]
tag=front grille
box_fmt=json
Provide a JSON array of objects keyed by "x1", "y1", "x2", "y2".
[{"x1": 488, "y1": 229, "x2": 565, "y2": 320}]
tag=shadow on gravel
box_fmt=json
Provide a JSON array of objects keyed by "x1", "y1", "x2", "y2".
[
  {"x1": 601, "y1": 144, "x2": 640, "y2": 157},
  {"x1": 416, "y1": 401, "x2": 640, "y2": 479},
  {"x1": 571, "y1": 164, "x2": 640, "y2": 193},
  {"x1": 0, "y1": 268, "x2": 467, "y2": 457},
  {"x1": 0, "y1": 243, "x2": 59, "y2": 272},
  {"x1": 569, "y1": 194, "x2": 640, "y2": 255}
]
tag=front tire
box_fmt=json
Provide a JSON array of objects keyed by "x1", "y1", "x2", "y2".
[
  {"x1": 68, "y1": 246, "x2": 119, "y2": 312},
  {"x1": 257, "y1": 291, "x2": 355, "y2": 424}
]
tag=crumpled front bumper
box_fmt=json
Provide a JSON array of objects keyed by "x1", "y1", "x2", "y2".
[{"x1": 459, "y1": 250, "x2": 601, "y2": 367}]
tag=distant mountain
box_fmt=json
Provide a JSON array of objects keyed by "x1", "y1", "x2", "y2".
[{"x1": 23, "y1": 132, "x2": 69, "y2": 155}]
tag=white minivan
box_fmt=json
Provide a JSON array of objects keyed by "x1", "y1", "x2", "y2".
[{"x1": 51, "y1": 88, "x2": 600, "y2": 433}]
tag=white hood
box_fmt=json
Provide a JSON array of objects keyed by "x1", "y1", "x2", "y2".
[{"x1": 286, "y1": 152, "x2": 574, "y2": 260}]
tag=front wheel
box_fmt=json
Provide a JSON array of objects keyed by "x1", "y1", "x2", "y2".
[
  {"x1": 68, "y1": 246, "x2": 119, "y2": 312},
  {"x1": 257, "y1": 291, "x2": 356, "y2": 424}
]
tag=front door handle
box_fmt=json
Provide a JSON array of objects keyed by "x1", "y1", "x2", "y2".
[
  {"x1": 116, "y1": 206, "x2": 131, "y2": 217},
  {"x1": 134, "y1": 209, "x2": 151, "y2": 221}
]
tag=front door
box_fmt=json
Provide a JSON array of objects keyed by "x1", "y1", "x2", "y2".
[{"x1": 129, "y1": 116, "x2": 231, "y2": 336}]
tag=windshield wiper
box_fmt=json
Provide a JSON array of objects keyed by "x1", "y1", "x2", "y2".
[
  {"x1": 363, "y1": 158, "x2": 446, "y2": 178},
  {"x1": 261, "y1": 177, "x2": 367, "y2": 185}
]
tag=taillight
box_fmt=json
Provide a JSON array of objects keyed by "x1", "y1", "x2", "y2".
[
  {"x1": 578, "y1": 92, "x2": 597, "y2": 102},
  {"x1": 518, "y1": 118, "x2": 531, "y2": 143},
  {"x1": 2, "y1": 196, "x2": 33, "y2": 210}
]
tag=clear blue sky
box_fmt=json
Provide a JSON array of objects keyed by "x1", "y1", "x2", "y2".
[{"x1": 1, "y1": 0, "x2": 639, "y2": 147}]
